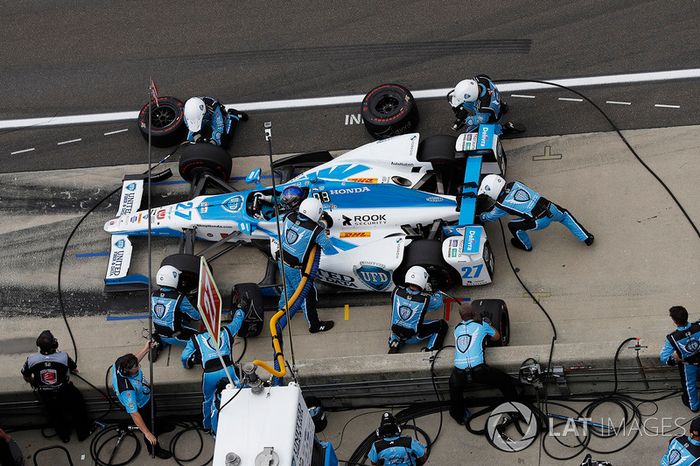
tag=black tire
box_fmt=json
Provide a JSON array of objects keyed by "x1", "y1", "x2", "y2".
[
  {"x1": 304, "y1": 396, "x2": 328, "y2": 433},
  {"x1": 178, "y1": 143, "x2": 232, "y2": 183},
  {"x1": 160, "y1": 253, "x2": 201, "y2": 293},
  {"x1": 232, "y1": 283, "x2": 264, "y2": 338},
  {"x1": 417, "y1": 134, "x2": 464, "y2": 195},
  {"x1": 395, "y1": 239, "x2": 460, "y2": 291},
  {"x1": 361, "y1": 83, "x2": 419, "y2": 140},
  {"x1": 483, "y1": 240, "x2": 495, "y2": 279},
  {"x1": 137, "y1": 96, "x2": 187, "y2": 147},
  {"x1": 471, "y1": 299, "x2": 510, "y2": 347}
]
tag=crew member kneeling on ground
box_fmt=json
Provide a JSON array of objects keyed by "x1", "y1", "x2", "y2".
[
  {"x1": 388, "y1": 266, "x2": 447, "y2": 354},
  {"x1": 660, "y1": 416, "x2": 700, "y2": 465},
  {"x1": 661, "y1": 306, "x2": 700, "y2": 412},
  {"x1": 21, "y1": 330, "x2": 92, "y2": 443},
  {"x1": 478, "y1": 174, "x2": 594, "y2": 252},
  {"x1": 182, "y1": 306, "x2": 245, "y2": 431},
  {"x1": 278, "y1": 197, "x2": 338, "y2": 333},
  {"x1": 369, "y1": 412, "x2": 427, "y2": 466},
  {"x1": 112, "y1": 341, "x2": 171, "y2": 459},
  {"x1": 183, "y1": 96, "x2": 247, "y2": 148},
  {"x1": 151, "y1": 265, "x2": 201, "y2": 360},
  {"x1": 449, "y1": 303, "x2": 518, "y2": 424}
]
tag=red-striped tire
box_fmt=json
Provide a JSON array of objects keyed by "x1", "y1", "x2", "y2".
[
  {"x1": 137, "y1": 96, "x2": 187, "y2": 147},
  {"x1": 361, "y1": 83, "x2": 419, "y2": 140}
]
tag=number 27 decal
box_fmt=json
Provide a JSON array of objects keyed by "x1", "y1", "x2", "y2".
[
  {"x1": 461, "y1": 264, "x2": 483, "y2": 279},
  {"x1": 174, "y1": 202, "x2": 193, "y2": 220}
]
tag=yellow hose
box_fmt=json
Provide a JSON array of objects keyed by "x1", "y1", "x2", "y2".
[{"x1": 253, "y1": 245, "x2": 318, "y2": 378}]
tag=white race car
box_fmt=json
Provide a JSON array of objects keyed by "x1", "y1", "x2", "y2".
[{"x1": 104, "y1": 125, "x2": 507, "y2": 293}]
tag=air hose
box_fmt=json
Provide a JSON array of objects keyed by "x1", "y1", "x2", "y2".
[{"x1": 252, "y1": 245, "x2": 320, "y2": 380}]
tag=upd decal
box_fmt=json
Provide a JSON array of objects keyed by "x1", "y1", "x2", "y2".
[{"x1": 355, "y1": 264, "x2": 392, "y2": 291}]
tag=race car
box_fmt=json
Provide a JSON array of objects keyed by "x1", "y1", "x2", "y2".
[{"x1": 103, "y1": 125, "x2": 507, "y2": 293}]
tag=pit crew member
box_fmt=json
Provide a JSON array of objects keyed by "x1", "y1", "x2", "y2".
[
  {"x1": 278, "y1": 197, "x2": 338, "y2": 333},
  {"x1": 181, "y1": 307, "x2": 245, "y2": 431},
  {"x1": 369, "y1": 412, "x2": 428, "y2": 466},
  {"x1": 660, "y1": 416, "x2": 700, "y2": 465},
  {"x1": 183, "y1": 96, "x2": 248, "y2": 148},
  {"x1": 21, "y1": 330, "x2": 92, "y2": 443},
  {"x1": 449, "y1": 75, "x2": 519, "y2": 133},
  {"x1": 449, "y1": 303, "x2": 518, "y2": 424},
  {"x1": 388, "y1": 266, "x2": 447, "y2": 354},
  {"x1": 661, "y1": 306, "x2": 700, "y2": 412},
  {"x1": 478, "y1": 174, "x2": 594, "y2": 251},
  {"x1": 112, "y1": 341, "x2": 171, "y2": 459}
]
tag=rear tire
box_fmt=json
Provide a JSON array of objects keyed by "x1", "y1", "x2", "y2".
[
  {"x1": 179, "y1": 143, "x2": 232, "y2": 183},
  {"x1": 160, "y1": 254, "x2": 200, "y2": 293},
  {"x1": 137, "y1": 96, "x2": 187, "y2": 147},
  {"x1": 395, "y1": 239, "x2": 460, "y2": 291},
  {"x1": 471, "y1": 299, "x2": 510, "y2": 347},
  {"x1": 361, "y1": 83, "x2": 419, "y2": 140}
]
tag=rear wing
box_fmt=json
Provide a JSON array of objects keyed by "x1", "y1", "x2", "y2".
[{"x1": 104, "y1": 170, "x2": 172, "y2": 293}]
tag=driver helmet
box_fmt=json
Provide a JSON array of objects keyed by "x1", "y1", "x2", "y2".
[
  {"x1": 477, "y1": 174, "x2": 506, "y2": 201},
  {"x1": 156, "y1": 265, "x2": 181, "y2": 289},
  {"x1": 405, "y1": 266, "x2": 429, "y2": 291},
  {"x1": 450, "y1": 79, "x2": 479, "y2": 107},
  {"x1": 298, "y1": 197, "x2": 323, "y2": 223},
  {"x1": 281, "y1": 186, "x2": 305, "y2": 210},
  {"x1": 184, "y1": 97, "x2": 207, "y2": 132}
]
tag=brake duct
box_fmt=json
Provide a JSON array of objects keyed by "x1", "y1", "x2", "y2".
[{"x1": 252, "y1": 245, "x2": 321, "y2": 382}]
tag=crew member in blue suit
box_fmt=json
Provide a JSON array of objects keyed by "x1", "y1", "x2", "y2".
[
  {"x1": 478, "y1": 174, "x2": 594, "y2": 251},
  {"x1": 368, "y1": 412, "x2": 427, "y2": 466},
  {"x1": 151, "y1": 265, "x2": 201, "y2": 361},
  {"x1": 112, "y1": 341, "x2": 171, "y2": 459},
  {"x1": 449, "y1": 75, "x2": 522, "y2": 134},
  {"x1": 184, "y1": 96, "x2": 248, "y2": 148},
  {"x1": 660, "y1": 416, "x2": 700, "y2": 465},
  {"x1": 181, "y1": 307, "x2": 245, "y2": 431},
  {"x1": 449, "y1": 303, "x2": 517, "y2": 424},
  {"x1": 388, "y1": 266, "x2": 447, "y2": 354},
  {"x1": 209, "y1": 378, "x2": 230, "y2": 437},
  {"x1": 278, "y1": 197, "x2": 338, "y2": 333},
  {"x1": 661, "y1": 306, "x2": 700, "y2": 412}
]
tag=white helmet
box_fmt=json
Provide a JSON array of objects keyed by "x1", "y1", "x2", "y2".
[
  {"x1": 184, "y1": 97, "x2": 206, "y2": 132},
  {"x1": 298, "y1": 197, "x2": 323, "y2": 223},
  {"x1": 156, "y1": 265, "x2": 181, "y2": 289},
  {"x1": 450, "y1": 79, "x2": 479, "y2": 107},
  {"x1": 478, "y1": 174, "x2": 506, "y2": 201},
  {"x1": 405, "y1": 266, "x2": 429, "y2": 290}
]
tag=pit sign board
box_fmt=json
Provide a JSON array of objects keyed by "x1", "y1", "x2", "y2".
[{"x1": 197, "y1": 256, "x2": 222, "y2": 347}]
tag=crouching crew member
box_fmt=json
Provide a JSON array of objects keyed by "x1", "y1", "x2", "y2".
[
  {"x1": 388, "y1": 266, "x2": 447, "y2": 354},
  {"x1": 151, "y1": 265, "x2": 201, "y2": 359},
  {"x1": 182, "y1": 307, "x2": 245, "y2": 431},
  {"x1": 112, "y1": 341, "x2": 171, "y2": 459},
  {"x1": 449, "y1": 303, "x2": 518, "y2": 424},
  {"x1": 21, "y1": 330, "x2": 92, "y2": 443},
  {"x1": 660, "y1": 416, "x2": 700, "y2": 465},
  {"x1": 278, "y1": 197, "x2": 338, "y2": 333},
  {"x1": 661, "y1": 306, "x2": 700, "y2": 412},
  {"x1": 183, "y1": 96, "x2": 247, "y2": 148},
  {"x1": 369, "y1": 412, "x2": 427, "y2": 466},
  {"x1": 478, "y1": 174, "x2": 594, "y2": 252}
]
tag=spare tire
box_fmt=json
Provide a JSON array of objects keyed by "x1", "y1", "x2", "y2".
[
  {"x1": 160, "y1": 254, "x2": 201, "y2": 293},
  {"x1": 137, "y1": 96, "x2": 187, "y2": 147},
  {"x1": 394, "y1": 239, "x2": 460, "y2": 291},
  {"x1": 178, "y1": 143, "x2": 232, "y2": 183},
  {"x1": 471, "y1": 299, "x2": 510, "y2": 347},
  {"x1": 361, "y1": 83, "x2": 419, "y2": 140}
]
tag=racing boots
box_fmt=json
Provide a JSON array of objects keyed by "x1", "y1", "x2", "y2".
[
  {"x1": 310, "y1": 320, "x2": 334, "y2": 334},
  {"x1": 584, "y1": 234, "x2": 595, "y2": 246},
  {"x1": 388, "y1": 340, "x2": 400, "y2": 354}
]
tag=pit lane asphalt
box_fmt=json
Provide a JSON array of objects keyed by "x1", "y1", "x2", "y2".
[{"x1": 2, "y1": 1, "x2": 700, "y2": 119}]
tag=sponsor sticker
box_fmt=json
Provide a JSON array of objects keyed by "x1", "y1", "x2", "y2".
[
  {"x1": 340, "y1": 231, "x2": 371, "y2": 238},
  {"x1": 317, "y1": 269, "x2": 358, "y2": 288},
  {"x1": 222, "y1": 195, "x2": 244, "y2": 214},
  {"x1": 347, "y1": 177, "x2": 378, "y2": 183},
  {"x1": 426, "y1": 196, "x2": 445, "y2": 203},
  {"x1": 354, "y1": 263, "x2": 392, "y2": 291},
  {"x1": 462, "y1": 227, "x2": 482, "y2": 254},
  {"x1": 329, "y1": 187, "x2": 370, "y2": 195}
]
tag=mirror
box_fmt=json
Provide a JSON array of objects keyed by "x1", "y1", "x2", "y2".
[{"x1": 246, "y1": 168, "x2": 263, "y2": 188}]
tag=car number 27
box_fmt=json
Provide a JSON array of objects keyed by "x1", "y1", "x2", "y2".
[{"x1": 461, "y1": 264, "x2": 483, "y2": 279}]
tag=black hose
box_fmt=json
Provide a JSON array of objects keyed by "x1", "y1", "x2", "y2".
[
  {"x1": 168, "y1": 422, "x2": 212, "y2": 466},
  {"x1": 89, "y1": 425, "x2": 141, "y2": 466}
]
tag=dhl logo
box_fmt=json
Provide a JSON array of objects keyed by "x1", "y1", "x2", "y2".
[
  {"x1": 340, "y1": 231, "x2": 371, "y2": 238},
  {"x1": 347, "y1": 177, "x2": 378, "y2": 183}
]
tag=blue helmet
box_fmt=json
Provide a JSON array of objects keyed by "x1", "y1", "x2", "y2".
[{"x1": 281, "y1": 186, "x2": 305, "y2": 209}]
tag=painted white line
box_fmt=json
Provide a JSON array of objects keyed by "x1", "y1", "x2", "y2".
[
  {"x1": 57, "y1": 138, "x2": 82, "y2": 145},
  {"x1": 605, "y1": 100, "x2": 632, "y2": 105},
  {"x1": 654, "y1": 103, "x2": 681, "y2": 109},
  {"x1": 558, "y1": 97, "x2": 583, "y2": 102},
  {"x1": 103, "y1": 128, "x2": 129, "y2": 136},
  {"x1": 10, "y1": 147, "x2": 35, "y2": 155},
  {"x1": 510, "y1": 94, "x2": 536, "y2": 99},
  {"x1": 1, "y1": 67, "x2": 700, "y2": 129}
]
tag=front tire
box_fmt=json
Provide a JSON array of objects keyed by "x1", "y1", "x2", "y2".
[
  {"x1": 178, "y1": 143, "x2": 232, "y2": 183},
  {"x1": 361, "y1": 83, "x2": 419, "y2": 140},
  {"x1": 395, "y1": 239, "x2": 460, "y2": 291},
  {"x1": 160, "y1": 253, "x2": 200, "y2": 293}
]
